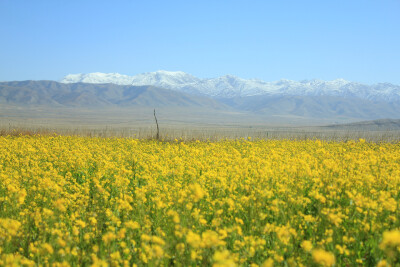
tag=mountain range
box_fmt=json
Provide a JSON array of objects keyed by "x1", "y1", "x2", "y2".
[
  {"x1": 0, "y1": 81, "x2": 222, "y2": 108},
  {"x1": 61, "y1": 71, "x2": 400, "y2": 102},
  {"x1": 1, "y1": 71, "x2": 400, "y2": 125}
]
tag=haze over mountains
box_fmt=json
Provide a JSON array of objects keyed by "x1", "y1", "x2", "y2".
[{"x1": 1, "y1": 70, "x2": 400, "y2": 126}]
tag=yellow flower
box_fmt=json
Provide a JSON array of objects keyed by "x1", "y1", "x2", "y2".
[
  {"x1": 1, "y1": 134, "x2": 400, "y2": 266},
  {"x1": 301, "y1": 240, "x2": 313, "y2": 252},
  {"x1": 57, "y1": 238, "x2": 67, "y2": 247},
  {"x1": 152, "y1": 245, "x2": 164, "y2": 258},
  {"x1": 202, "y1": 230, "x2": 224, "y2": 248},
  {"x1": 213, "y1": 250, "x2": 236, "y2": 267},
  {"x1": 102, "y1": 232, "x2": 116, "y2": 245},
  {"x1": 379, "y1": 230, "x2": 400, "y2": 251},
  {"x1": 167, "y1": 210, "x2": 180, "y2": 223},
  {"x1": 17, "y1": 189, "x2": 27, "y2": 205},
  {"x1": 261, "y1": 258, "x2": 274, "y2": 267},
  {"x1": 190, "y1": 183, "x2": 205, "y2": 202},
  {"x1": 91, "y1": 255, "x2": 108, "y2": 267},
  {"x1": 89, "y1": 217, "x2": 97, "y2": 226},
  {"x1": 312, "y1": 249, "x2": 335, "y2": 266},
  {"x1": 125, "y1": 220, "x2": 140, "y2": 230},
  {"x1": 0, "y1": 218, "x2": 21, "y2": 244},
  {"x1": 141, "y1": 234, "x2": 152, "y2": 242},
  {"x1": 110, "y1": 251, "x2": 121, "y2": 261},
  {"x1": 186, "y1": 230, "x2": 202, "y2": 248},
  {"x1": 151, "y1": 235, "x2": 165, "y2": 246},
  {"x1": 118, "y1": 228, "x2": 126, "y2": 239},
  {"x1": 54, "y1": 198, "x2": 67, "y2": 212},
  {"x1": 376, "y1": 259, "x2": 390, "y2": 267},
  {"x1": 75, "y1": 219, "x2": 86, "y2": 228},
  {"x1": 42, "y1": 243, "x2": 54, "y2": 254}
]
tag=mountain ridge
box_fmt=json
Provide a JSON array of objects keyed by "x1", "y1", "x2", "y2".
[
  {"x1": 1, "y1": 80, "x2": 400, "y2": 122},
  {"x1": 0, "y1": 81, "x2": 225, "y2": 109},
  {"x1": 60, "y1": 71, "x2": 400, "y2": 101}
]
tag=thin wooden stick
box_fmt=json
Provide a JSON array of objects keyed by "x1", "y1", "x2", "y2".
[{"x1": 154, "y1": 109, "x2": 159, "y2": 140}]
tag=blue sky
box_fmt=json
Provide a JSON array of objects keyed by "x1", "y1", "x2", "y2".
[{"x1": 1, "y1": 0, "x2": 399, "y2": 84}]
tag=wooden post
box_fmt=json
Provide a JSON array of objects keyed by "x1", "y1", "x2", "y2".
[{"x1": 154, "y1": 109, "x2": 159, "y2": 140}]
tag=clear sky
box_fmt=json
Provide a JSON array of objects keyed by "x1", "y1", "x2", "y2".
[{"x1": 1, "y1": 0, "x2": 399, "y2": 84}]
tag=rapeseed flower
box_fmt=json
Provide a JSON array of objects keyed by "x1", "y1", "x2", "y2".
[
  {"x1": 0, "y1": 136, "x2": 399, "y2": 265},
  {"x1": 312, "y1": 249, "x2": 335, "y2": 266},
  {"x1": 379, "y1": 230, "x2": 400, "y2": 250}
]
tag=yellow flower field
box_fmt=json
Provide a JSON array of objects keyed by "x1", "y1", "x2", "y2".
[{"x1": 0, "y1": 135, "x2": 399, "y2": 266}]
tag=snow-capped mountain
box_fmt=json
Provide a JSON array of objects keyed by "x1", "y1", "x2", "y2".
[
  {"x1": 61, "y1": 71, "x2": 400, "y2": 102},
  {"x1": 61, "y1": 73, "x2": 135, "y2": 85},
  {"x1": 61, "y1": 71, "x2": 200, "y2": 87}
]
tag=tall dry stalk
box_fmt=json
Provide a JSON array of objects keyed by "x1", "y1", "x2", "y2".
[{"x1": 154, "y1": 109, "x2": 160, "y2": 140}]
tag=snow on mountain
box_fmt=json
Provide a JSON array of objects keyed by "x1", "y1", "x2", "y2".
[
  {"x1": 60, "y1": 71, "x2": 400, "y2": 102},
  {"x1": 61, "y1": 72, "x2": 135, "y2": 85},
  {"x1": 130, "y1": 70, "x2": 200, "y2": 87},
  {"x1": 61, "y1": 71, "x2": 200, "y2": 87}
]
